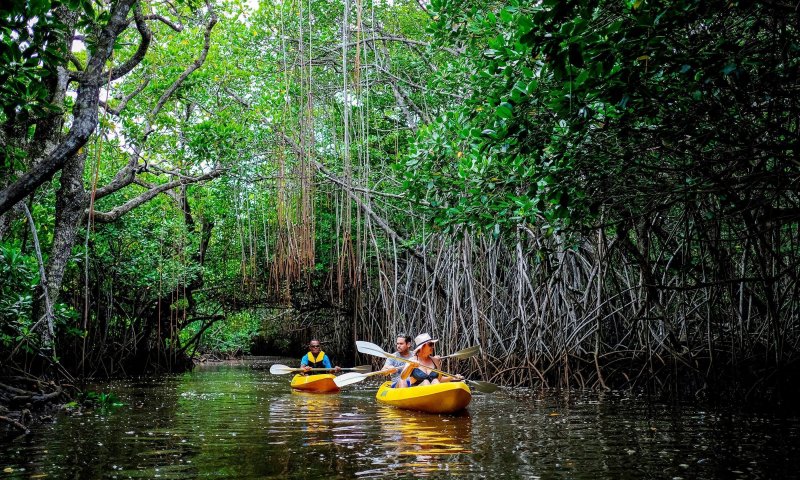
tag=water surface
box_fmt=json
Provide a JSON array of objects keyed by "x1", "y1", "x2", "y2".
[{"x1": 1, "y1": 359, "x2": 798, "y2": 479}]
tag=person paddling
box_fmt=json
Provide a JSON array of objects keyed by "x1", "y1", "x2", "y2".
[
  {"x1": 400, "y1": 333, "x2": 463, "y2": 386},
  {"x1": 300, "y1": 339, "x2": 341, "y2": 374},
  {"x1": 379, "y1": 334, "x2": 413, "y2": 388}
]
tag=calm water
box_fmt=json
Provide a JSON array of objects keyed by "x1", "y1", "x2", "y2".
[{"x1": 1, "y1": 358, "x2": 798, "y2": 479}]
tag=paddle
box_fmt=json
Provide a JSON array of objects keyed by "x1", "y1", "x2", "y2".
[
  {"x1": 269, "y1": 364, "x2": 372, "y2": 375},
  {"x1": 439, "y1": 345, "x2": 481, "y2": 360},
  {"x1": 355, "y1": 341, "x2": 499, "y2": 393},
  {"x1": 333, "y1": 370, "x2": 389, "y2": 388}
]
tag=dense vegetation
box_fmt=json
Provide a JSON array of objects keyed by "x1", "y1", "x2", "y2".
[{"x1": 2, "y1": 0, "x2": 799, "y2": 432}]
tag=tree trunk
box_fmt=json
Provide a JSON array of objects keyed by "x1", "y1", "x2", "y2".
[{"x1": 31, "y1": 152, "x2": 88, "y2": 326}]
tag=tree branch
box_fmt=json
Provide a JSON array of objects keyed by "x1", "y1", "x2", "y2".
[
  {"x1": 145, "y1": 4, "x2": 218, "y2": 140},
  {"x1": 99, "y1": 77, "x2": 151, "y2": 116},
  {"x1": 90, "y1": 168, "x2": 225, "y2": 223},
  {"x1": 106, "y1": 3, "x2": 152, "y2": 82},
  {"x1": 0, "y1": 415, "x2": 28, "y2": 433},
  {"x1": 340, "y1": 35, "x2": 461, "y2": 56},
  {"x1": 144, "y1": 14, "x2": 183, "y2": 32},
  {"x1": 0, "y1": 0, "x2": 139, "y2": 216}
]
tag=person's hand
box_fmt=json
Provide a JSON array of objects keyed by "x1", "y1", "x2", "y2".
[
  {"x1": 453, "y1": 374, "x2": 464, "y2": 381},
  {"x1": 301, "y1": 365, "x2": 311, "y2": 373},
  {"x1": 334, "y1": 366, "x2": 341, "y2": 373}
]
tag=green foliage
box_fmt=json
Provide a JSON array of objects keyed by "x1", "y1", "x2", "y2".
[
  {"x1": 182, "y1": 311, "x2": 262, "y2": 356},
  {"x1": 0, "y1": 0, "x2": 73, "y2": 122},
  {"x1": 406, "y1": 0, "x2": 800, "y2": 237},
  {"x1": 0, "y1": 241, "x2": 82, "y2": 354},
  {"x1": 80, "y1": 390, "x2": 124, "y2": 409},
  {"x1": 254, "y1": 309, "x2": 293, "y2": 353},
  {"x1": 0, "y1": 242, "x2": 36, "y2": 350}
]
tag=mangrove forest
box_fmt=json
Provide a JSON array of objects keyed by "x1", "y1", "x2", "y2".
[{"x1": 1, "y1": 0, "x2": 800, "y2": 471}]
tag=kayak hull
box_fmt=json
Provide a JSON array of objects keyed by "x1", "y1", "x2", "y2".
[
  {"x1": 290, "y1": 374, "x2": 340, "y2": 393},
  {"x1": 376, "y1": 381, "x2": 471, "y2": 414}
]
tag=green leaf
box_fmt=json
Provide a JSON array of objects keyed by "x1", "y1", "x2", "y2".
[
  {"x1": 496, "y1": 102, "x2": 513, "y2": 119},
  {"x1": 81, "y1": 0, "x2": 95, "y2": 18},
  {"x1": 573, "y1": 69, "x2": 590, "y2": 87}
]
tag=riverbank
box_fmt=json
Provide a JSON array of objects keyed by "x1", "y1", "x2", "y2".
[{"x1": 0, "y1": 376, "x2": 69, "y2": 441}]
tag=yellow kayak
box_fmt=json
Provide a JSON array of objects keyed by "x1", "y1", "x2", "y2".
[
  {"x1": 290, "y1": 374, "x2": 340, "y2": 393},
  {"x1": 376, "y1": 381, "x2": 471, "y2": 414}
]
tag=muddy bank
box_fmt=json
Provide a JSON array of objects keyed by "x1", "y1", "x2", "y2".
[{"x1": 0, "y1": 376, "x2": 69, "y2": 441}]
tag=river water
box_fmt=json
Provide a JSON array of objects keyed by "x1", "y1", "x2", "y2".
[{"x1": 1, "y1": 358, "x2": 798, "y2": 479}]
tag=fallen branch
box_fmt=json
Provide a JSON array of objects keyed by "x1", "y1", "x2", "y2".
[
  {"x1": 0, "y1": 415, "x2": 27, "y2": 432},
  {"x1": 0, "y1": 383, "x2": 33, "y2": 396}
]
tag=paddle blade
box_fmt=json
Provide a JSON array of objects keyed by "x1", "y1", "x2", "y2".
[
  {"x1": 468, "y1": 379, "x2": 499, "y2": 394},
  {"x1": 334, "y1": 372, "x2": 367, "y2": 388},
  {"x1": 355, "y1": 340, "x2": 389, "y2": 358},
  {"x1": 443, "y1": 345, "x2": 481, "y2": 360},
  {"x1": 269, "y1": 364, "x2": 295, "y2": 375}
]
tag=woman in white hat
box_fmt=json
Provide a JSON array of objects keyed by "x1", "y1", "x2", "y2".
[{"x1": 397, "y1": 333, "x2": 463, "y2": 387}]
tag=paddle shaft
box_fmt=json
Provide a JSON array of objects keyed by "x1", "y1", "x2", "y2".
[
  {"x1": 300, "y1": 367, "x2": 366, "y2": 372},
  {"x1": 352, "y1": 370, "x2": 387, "y2": 379},
  {"x1": 272, "y1": 365, "x2": 370, "y2": 374},
  {"x1": 333, "y1": 369, "x2": 391, "y2": 387}
]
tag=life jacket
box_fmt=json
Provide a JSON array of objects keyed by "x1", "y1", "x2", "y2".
[{"x1": 305, "y1": 350, "x2": 327, "y2": 368}]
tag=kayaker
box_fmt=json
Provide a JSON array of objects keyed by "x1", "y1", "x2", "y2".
[
  {"x1": 300, "y1": 340, "x2": 341, "y2": 374},
  {"x1": 379, "y1": 334, "x2": 413, "y2": 388},
  {"x1": 400, "y1": 333, "x2": 464, "y2": 386}
]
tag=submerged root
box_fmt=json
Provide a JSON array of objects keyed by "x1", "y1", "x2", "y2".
[{"x1": 0, "y1": 375, "x2": 69, "y2": 442}]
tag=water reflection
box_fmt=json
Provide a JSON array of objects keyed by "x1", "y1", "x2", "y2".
[
  {"x1": 378, "y1": 407, "x2": 472, "y2": 456},
  {"x1": 365, "y1": 406, "x2": 473, "y2": 477},
  {"x1": 291, "y1": 391, "x2": 340, "y2": 446},
  {"x1": 1, "y1": 360, "x2": 799, "y2": 479}
]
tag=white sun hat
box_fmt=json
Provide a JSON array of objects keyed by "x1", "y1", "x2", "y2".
[{"x1": 413, "y1": 333, "x2": 439, "y2": 354}]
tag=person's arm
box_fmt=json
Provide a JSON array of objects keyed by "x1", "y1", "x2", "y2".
[
  {"x1": 380, "y1": 359, "x2": 398, "y2": 374},
  {"x1": 432, "y1": 356, "x2": 446, "y2": 381},
  {"x1": 400, "y1": 361, "x2": 418, "y2": 381},
  {"x1": 323, "y1": 355, "x2": 340, "y2": 372},
  {"x1": 432, "y1": 356, "x2": 462, "y2": 382},
  {"x1": 300, "y1": 355, "x2": 311, "y2": 373}
]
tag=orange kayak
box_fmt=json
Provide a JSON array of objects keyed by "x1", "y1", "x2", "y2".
[{"x1": 290, "y1": 374, "x2": 340, "y2": 393}]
